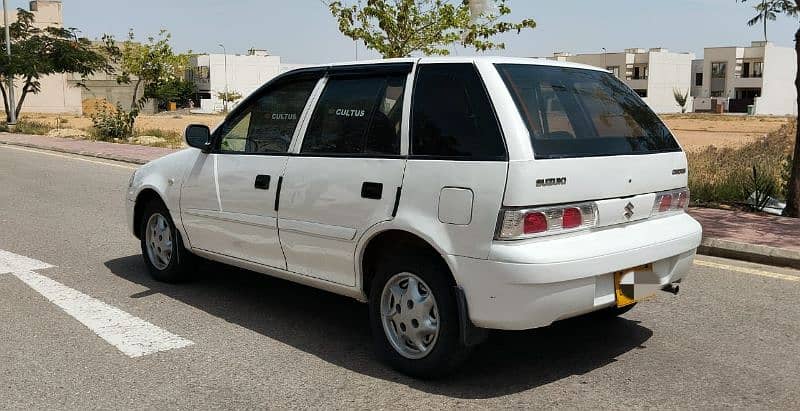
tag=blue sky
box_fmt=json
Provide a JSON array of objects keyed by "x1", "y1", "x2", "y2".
[{"x1": 8, "y1": 0, "x2": 800, "y2": 63}]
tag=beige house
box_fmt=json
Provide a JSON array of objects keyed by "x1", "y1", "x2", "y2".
[
  {"x1": 547, "y1": 48, "x2": 696, "y2": 113},
  {"x1": 2, "y1": 0, "x2": 83, "y2": 115},
  {"x1": 691, "y1": 41, "x2": 797, "y2": 115},
  {"x1": 2, "y1": 0, "x2": 146, "y2": 116}
]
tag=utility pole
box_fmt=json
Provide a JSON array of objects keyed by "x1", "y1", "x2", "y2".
[
  {"x1": 218, "y1": 44, "x2": 229, "y2": 113},
  {"x1": 3, "y1": 0, "x2": 17, "y2": 125}
]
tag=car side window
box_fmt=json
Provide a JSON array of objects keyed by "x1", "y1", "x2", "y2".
[
  {"x1": 411, "y1": 64, "x2": 505, "y2": 160},
  {"x1": 301, "y1": 74, "x2": 406, "y2": 155},
  {"x1": 218, "y1": 78, "x2": 318, "y2": 154}
]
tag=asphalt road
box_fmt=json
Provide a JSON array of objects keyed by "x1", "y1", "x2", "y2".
[{"x1": 2, "y1": 144, "x2": 799, "y2": 410}]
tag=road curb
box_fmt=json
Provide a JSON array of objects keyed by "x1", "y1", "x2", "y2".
[
  {"x1": 698, "y1": 237, "x2": 800, "y2": 270},
  {"x1": 0, "y1": 139, "x2": 149, "y2": 165}
]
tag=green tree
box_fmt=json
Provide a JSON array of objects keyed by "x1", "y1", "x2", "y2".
[
  {"x1": 327, "y1": 0, "x2": 536, "y2": 58},
  {"x1": 747, "y1": 0, "x2": 785, "y2": 41},
  {"x1": 216, "y1": 90, "x2": 243, "y2": 112},
  {"x1": 0, "y1": 9, "x2": 115, "y2": 122},
  {"x1": 739, "y1": 0, "x2": 800, "y2": 217},
  {"x1": 147, "y1": 78, "x2": 196, "y2": 108},
  {"x1": 116, "y1": 29, "x2": 191, "y2": 111},
  {"x1": 673, "y1": 88, "x2": 689, "y2": 113}
]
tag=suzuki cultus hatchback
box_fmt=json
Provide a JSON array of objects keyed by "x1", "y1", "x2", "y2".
[{"x1": 127, "y1": 57, "x2": 702, "y2": 378}]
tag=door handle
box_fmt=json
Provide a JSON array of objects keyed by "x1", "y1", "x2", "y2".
[
  {"x1": 361, "y1": 182, "x2": 383, "y2": 200},
  {"x1": 254, "y1": 174, "x2": 270, "y2": 190}
]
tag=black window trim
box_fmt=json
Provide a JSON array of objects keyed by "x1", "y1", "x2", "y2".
[
  {"x1": 408, "y1": 62, "x2": 509, "y2": 162},
  {"x1": 211, "y1": 67, "x2": 326, "y2": 155},
  {"x1": 297, "y1": 66, "x2": 412, "y2": 157}
]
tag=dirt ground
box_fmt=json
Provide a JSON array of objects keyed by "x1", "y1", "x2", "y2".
[
  {"x1": 21, "y1": 111, "x2": 225, "y2": 134},
  {"x1": 20, "y1": 112, "x2": 791, "y2": 152},
  {"x1": 661, "y1": 114, "x2": 790, "y2": 151}
]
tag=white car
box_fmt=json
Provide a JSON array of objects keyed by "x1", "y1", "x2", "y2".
[{"x1": 126, "y1": 57, "x2": 702, "y2": 377}]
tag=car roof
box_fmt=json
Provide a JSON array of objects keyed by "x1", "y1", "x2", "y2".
[{"x1": 296, "y1": 56, "x2": 607, "y2": 73}]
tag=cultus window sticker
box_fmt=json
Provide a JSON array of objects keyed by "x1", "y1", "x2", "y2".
[
  {"x1": 333, "y1": 108, "x2": 366, "y2": 117},
  {"x1": 271, "y1": 113, "x2": 298, "y2": 120}
]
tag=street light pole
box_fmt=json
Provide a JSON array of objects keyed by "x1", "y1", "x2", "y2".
[
  {"x1": 3, "y1": 0, "x2": 17, "y2": 125},
  {"x1": 218, "y1": 44, "x2": 229, "y2": 114}
]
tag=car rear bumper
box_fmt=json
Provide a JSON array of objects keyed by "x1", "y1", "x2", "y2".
[{"x1": 449, "y1": 213, "x2": 702, "y2": 330}]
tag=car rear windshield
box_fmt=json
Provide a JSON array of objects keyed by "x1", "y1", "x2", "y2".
[{"x1": 495, "y1": 64, "x2": 681, "y2": 159}]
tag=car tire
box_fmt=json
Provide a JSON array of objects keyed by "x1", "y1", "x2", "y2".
[
  {"x1": 139, "y1": 200, "x2": 191, "y2": 283},
  {"x1": 368, "y1": 251, "x2": 470, "y2": 379}
]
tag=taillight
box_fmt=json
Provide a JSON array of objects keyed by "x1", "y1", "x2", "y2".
[
  {"x1": 652, "y1": 188, "x2": 690, "y2": 216},
  {"x1": 561, "y1": 207, "x2": 582, "y2": 229},
  {"x1": 658, "y1": 195, "x2": 672, "y2": 212},
  {"x1": 523, "y1": 212, "x2": 548, "y2": 234},
  {"x1": 497, "y1": 202, "x2": 598, "y2": 240}
]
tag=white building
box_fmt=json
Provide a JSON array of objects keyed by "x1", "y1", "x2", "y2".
[
  {"x1": 548, "y1": 48, "x2": 695, "y2": 113},
  {"x1": 188, "y1": 49, "x2": 309, "y2": 113},
  {"x1": 691, "y1": 41, "x2": 797, "y2": 115}
]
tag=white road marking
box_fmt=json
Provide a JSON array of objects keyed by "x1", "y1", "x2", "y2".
[
  {"x1": 694, "y1": 259, "x2": 800, "y2": 283},
  {"x1": 1, "y1": 249, "x2": 193, "y2": 357},
  {"x1": 0, "y1": 144, "x2": 138, "y2": 170}
]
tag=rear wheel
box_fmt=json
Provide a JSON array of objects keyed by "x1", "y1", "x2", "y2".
[
  {"x1": 139, "y1": 201, "x2": 191, "y2": 283},
  {"x1": 368, "y1": 252, "x2": 470, "y2": 378}
]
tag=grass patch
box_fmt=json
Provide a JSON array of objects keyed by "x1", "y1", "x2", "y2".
[
  {"x1": 687, "y1": 119, "x2": 795, "y2": 205},
  {"x1": 10, "y1": 120, "x2": 53, "y2": 135},
  {"x1": 133, "y1": 128, "x2": 183, "y2": 148}
]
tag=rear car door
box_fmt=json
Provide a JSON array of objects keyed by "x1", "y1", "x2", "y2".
[
  {"x1": 278, "y1": 64, "x2": 411, "y2": 286},
  {"x1": 181, "y1": 71, "x2": 322, "y2": 269},
  {"x1": 397, "y1": 63, "x2": 509, "y2": 260}
]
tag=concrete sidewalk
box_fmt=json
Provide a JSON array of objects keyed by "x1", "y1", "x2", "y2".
[
  {"x1": 690, "y1": 207, "x2": 800, "y2": 269},
  {"x1": 3, "y1": 132, "x2": 799, "y2": 268},
  {"x1": 0, "y1": 132, "x2": 177, "y2": 164}
]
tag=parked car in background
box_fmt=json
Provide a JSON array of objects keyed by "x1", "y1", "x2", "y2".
[{"x1": 126, "y1": 57, "x2": 702, "y2": 378}]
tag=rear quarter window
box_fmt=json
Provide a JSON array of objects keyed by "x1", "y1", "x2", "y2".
[
  {"x1": 496, "y1": 64, "x2": 681, "y2": 159},
  {"x1": 411, "y1": 64, "x2": 506, "y2": 160}
]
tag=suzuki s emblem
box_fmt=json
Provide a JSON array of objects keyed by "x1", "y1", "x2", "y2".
[{"x1": 624, "y1": 202, "x2": 635, "y2": 219}]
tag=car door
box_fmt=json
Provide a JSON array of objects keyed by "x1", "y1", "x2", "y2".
[
  {"x1": 181, "y1": 70, "x2": 323, "y2": 269},
  {"x1": 277, "y1": 64, "x2": 412, "y2": 286},
  {"x1": 397, "y1": 62, "x2": 509, "y2": 260}
]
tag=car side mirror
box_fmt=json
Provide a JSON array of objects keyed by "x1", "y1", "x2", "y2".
[{"x1": 185, "y1": 124, "x2": 211, "y2": 152}]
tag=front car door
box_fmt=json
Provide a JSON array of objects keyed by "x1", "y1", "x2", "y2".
[
  {"x1": 277, "y1": 64, "x2": 412, "y2": 286},
  {"x1": 181, "y1": 70, "x2": 322, "y2": 269}
]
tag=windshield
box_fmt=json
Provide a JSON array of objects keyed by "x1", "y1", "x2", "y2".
[{"x1": 495, "y1": 64, "x2": 681, "y2": 159}]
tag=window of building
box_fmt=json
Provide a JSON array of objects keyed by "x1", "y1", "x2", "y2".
[
  {"x1": 411, "y1": 64, "x2": 505, "y2": 160},
  {"x1": 631, "y1": 65, "x2": 648, "y2": 80},
  {"x1": 218, "y1": 78, "x2": 319, "y2": 153},
  {"x1": 753, "y1": 61, "x2": 763, "y2": 78},
  {"x1": 634, "y1": 89, "x2": 648, "y2": 98},
  {"x1": 301, "y1": 74, "x2": 406, "y2": 155},
  {"x1": 711, "y1": 62, "x2": 727, "y2": 79},
  {"x1": 742, "y1": 62, "x2": 751, "y2": 78},
  {"x1": 606, "y1": 66, "x2": 620, "y2": 78},
  {"x1": 695, "y1": 73, "x2": 703, "y2": 87}
]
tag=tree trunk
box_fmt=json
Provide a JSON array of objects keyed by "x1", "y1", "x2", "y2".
[
  {"x1": 14, "y1": 76, "x2": 33, "y2": 121},
  {"x1": 131, "y1": 79, "x2": 142, "y2": 111},
  {"x1": 0, "y1": 81, "x2": 9, "y2": 123},
  {"x1": 783, "y1": 26, "x2": 800, "y2": 218},
  {"x1": 763, "y1": 0, "x2": 768, "y2": 42}
]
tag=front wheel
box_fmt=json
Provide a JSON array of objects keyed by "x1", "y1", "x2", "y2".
[
  {"x1": 139, "y1": 201, "x2": 191, "y2": 283},
  {"x1": 368, "y1": 252, "x2": 470, "y2": 378}
]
